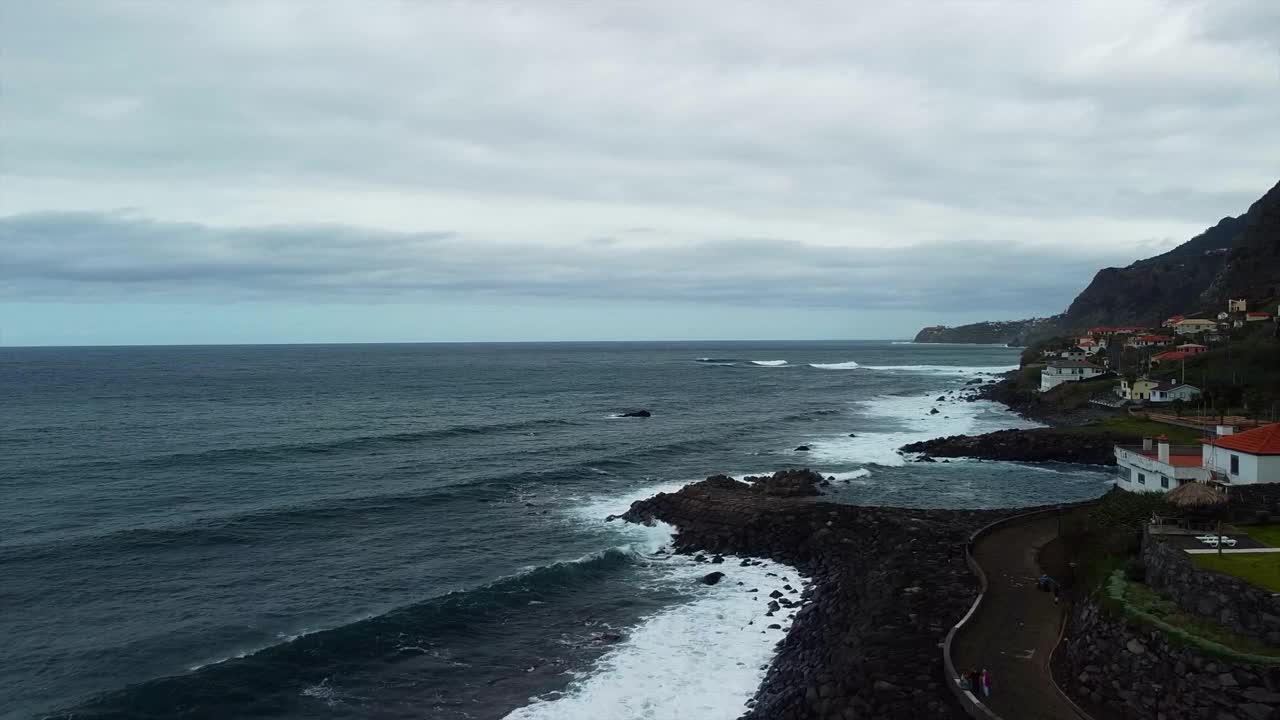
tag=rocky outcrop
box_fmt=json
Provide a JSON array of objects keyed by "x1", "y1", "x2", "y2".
[
  {"x1": 618, "y1": 475, "x2": 1005, "y2": 719},
  {"x1": 900, "y1": 428, "x2": 1125, "y2": 465},
  {"x1": 1055, "y1": 597, "x2": 1280, "y2": 720},
  {"x1": 740, "y1": 469, "x2": 825, "y2": 497},
  {"x1": 1144, "y1": 537, "x2": 1280, "y2": 643}
]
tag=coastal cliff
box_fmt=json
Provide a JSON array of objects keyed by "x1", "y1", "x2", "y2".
[
  {"x1": 618, "y1": 471, "x2": 1001, "y2": 719},
  {"x1": 914, "y1": 177, "x2": 1280, "y2": 341},
  {"x1": 912, "y1": 318, "x2": 1054, "y2": 346}
]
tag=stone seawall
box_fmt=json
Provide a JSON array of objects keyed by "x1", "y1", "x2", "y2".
[
  {"x1": 1144, "y1": 537, "x2": 1280, "y2": 642},
  {"x1": 1055, "y1": 598, "x2": 1280, "y2": 720},
  {"x1": 619, "y1": 472, "x2": 1003, "y2": 720}
]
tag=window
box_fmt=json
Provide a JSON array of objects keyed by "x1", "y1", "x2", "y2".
[
  {"x1": 1138, "y1": 472, "x2": 1146, "y2": 485},
  {"x1": 1161, "y1": 476, "x2": 1169, "y2": 489},
  {"x1": 1230, "y1": 455, "x2": 1240, "y2": 475}
]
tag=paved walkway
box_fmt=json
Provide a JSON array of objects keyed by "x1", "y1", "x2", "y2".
[{"x1": 952, "y1": 514, "x2": 1087, "y2": 720}]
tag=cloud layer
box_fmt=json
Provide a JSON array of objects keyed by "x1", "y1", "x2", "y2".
[{"x1": 2, "y1": 1, "x2": 1279, "y2": 339}]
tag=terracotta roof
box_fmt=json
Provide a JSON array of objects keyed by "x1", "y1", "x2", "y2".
[
  {"x1": 1132, "y1": 449, "x2": 1203, "y2": 468},
  {"x1": 1151, "y1": 351, "x2": 1190, "y2": 362},
  {"x1": 1166, "y1": 315, "x2": 1185, "y2": 322},
  {"x1": 1247, "y1": 312, "x2": 1271, "y2": 318},
  {"x1": 1204, "y1": 423, "x2": 1280, "y2": 456},
  {"x1": 1136, "y1": 335, "x2": 1172, "y2": 342}
]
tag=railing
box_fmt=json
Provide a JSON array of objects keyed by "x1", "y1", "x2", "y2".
[{"x1": 941, "y1": 501, "x2": 1098, "y2": 720}]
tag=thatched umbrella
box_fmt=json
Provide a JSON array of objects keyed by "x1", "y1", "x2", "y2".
[
  {"x1": 1165, "y1": 481, "x2": 1226, "y2": 508},
  {"x1": 1165, "y1": 482, "x2": 1229, "y2": 553}
]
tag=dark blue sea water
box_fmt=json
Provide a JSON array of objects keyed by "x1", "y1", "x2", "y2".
[{"x1": 1, "y1": 342, "x2": 1111, "y2": 720}]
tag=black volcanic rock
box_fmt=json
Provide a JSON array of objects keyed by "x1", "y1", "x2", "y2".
[
  {"x1": 700, "y1": 571, "x2": 726, "y2": 586},
  {"x1": 900, "y1": 427, "x2": 1132, "y2": 465},
  {"x1": 618, "y1": 409, "x2": 651, "y2": 418},
  {"x1": 742, "y1": 469, "x2": 825, "y2": 497},
  {"x1": 617, "y1": 474, "x2": 1009, "y2": 719}
]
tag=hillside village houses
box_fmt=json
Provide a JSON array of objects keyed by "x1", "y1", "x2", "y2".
[
  {"x1": 1115, "y1": 423, "x2": 1280, "y2": 493},
  {"x1": 1041, "y1": 298, "x2": 1277, "y2": 396}
]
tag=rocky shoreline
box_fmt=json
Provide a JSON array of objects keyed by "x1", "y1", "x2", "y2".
[
  {"x1": 617, "y1": 470, "x2": 1005, "y2": 719},
  {"x1": 899, "y1": 428, "x2": 1123, "y2": 465}
]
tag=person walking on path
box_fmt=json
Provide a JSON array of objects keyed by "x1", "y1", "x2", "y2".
[{"x1": 981, "y1": 668, "x2": 993, "y2": 698}]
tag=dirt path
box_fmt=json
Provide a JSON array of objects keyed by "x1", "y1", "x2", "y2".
[{"x1": 952, "y1": 513, "x2": 1087, "y2": 720}]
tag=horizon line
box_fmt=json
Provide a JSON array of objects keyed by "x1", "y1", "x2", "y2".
[{"x1": 0, "y1": 337, "x2": 929, "y2": 350}]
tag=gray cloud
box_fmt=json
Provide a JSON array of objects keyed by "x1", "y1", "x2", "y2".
[
  {"x1": 1, "y1": 211, "x2": 1126, "y2": 314},
  {"x1": 1, "y1": 1, "x2": 1278, "y2": 330}
]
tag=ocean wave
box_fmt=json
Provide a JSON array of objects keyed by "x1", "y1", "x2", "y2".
[
  {"x1": 858, "y1": 364, "x2": 1016, "y2": 376},
  {"x1": 64, "y1": 418, "x2": 585, "y2": 473},
  {"x1": 53, "y1": 547, "x2": 653, "y2": 719},
  {"x1": 807, "y1": 392, "x2": 1037, "y2": 467},
  {"x1": 504, "y1": 557, "x2": 806, "y2": 720},
  {"x1": 695, "y1": 357, "x2": 739, "y2": 364},
  {"x1": 808, "y1": 361, "x2": 861, "y2": 370},
  {"x1": 748, "y1": 360, "x2": 788, "y2": 367}
]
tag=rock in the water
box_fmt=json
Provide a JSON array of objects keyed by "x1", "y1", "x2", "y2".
[
  {"x1": 700, "y1": 571, "x2": 726, "y2": 586},
  {"x1": 619, "y1": 409, "x2": 651, "y2": 418},
  {"x1": 794, "y1": 445, "x2": 811, "y2": 452},
  {"x1": 929, "y1": 408, "x2": 940, "y2": 415}
]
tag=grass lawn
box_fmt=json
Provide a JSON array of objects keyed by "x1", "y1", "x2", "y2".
[
  {"x1": 1043, "y1": 415, "x2": 1203, "y2": 444},
  {"x1": 1192, "y1": 553, "x2": 1280, "y2": 593},
  {"x1": 1244, "y1": 525, "x2": 1280, "y2": 548},
  {"x1": 1125, "y1": 580, "x2": 1280, "y2": 657}
]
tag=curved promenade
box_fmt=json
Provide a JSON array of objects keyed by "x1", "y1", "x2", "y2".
[{"x1": 946, "y1": 510, "x2": 1092, "y2": 720}]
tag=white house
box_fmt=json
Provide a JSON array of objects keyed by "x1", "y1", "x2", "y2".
[
  {"x1": 1060, "y1": 347, "x2": 1088, "y2": 361},
  {"x1": 1202, "y1": 424, "x2": 1280, "y2": 485},
  {"x1": 1128, "y1": 334, "x2": 1174, "y2": 349},
  {"x1": 1174, "y1": 318, "x2": 1218, "y2": 334},
  {"x1": 1115, "y1": 436, "x2": 1209, "y2": 492},
  {"x1": 1116, "y1": 377, "x2": 1161, "y2": 402},
  {"x1": 1149, "y1": 382, "x2": 1200, "y2": 403},
  {"x1": 1040, "y1": 359, "x2": 1104, "y2": 391}
]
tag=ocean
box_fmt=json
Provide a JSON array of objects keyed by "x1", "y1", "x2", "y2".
[{"x1": 0, "y1": 341, "x2": 1112, "y2": 720}]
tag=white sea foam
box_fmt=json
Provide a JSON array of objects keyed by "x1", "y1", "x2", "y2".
[
  {"x1": 749, "y1": 360, "x2": 788, "y2": 367},
  {"x1": 808, "y1": 393, "x2": 1039, "y2": 467},
  {"x1": 808, "y1": 361, "x2": 861, "y2": 370},
  {"x1": 857, "y1": 364, "x2": 1017, "y2": 375},
  {"x1": 503, "y1": 556, "x2": 806, "y2": 720},
  {"x1": 536, "y1": 479, "x2": 808, "y2": 719}
]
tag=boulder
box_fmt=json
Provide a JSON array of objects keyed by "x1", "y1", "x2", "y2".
[
  {"x1": 700, "y1": 571, "x2": 726, "y2": 586},
  {"x1": 619, "y1": 409, "x2": 651, "y2": 418}
]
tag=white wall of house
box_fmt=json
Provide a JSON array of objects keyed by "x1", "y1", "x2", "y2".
[
  {"x1": 1202, "y1": 445, "x2": 1280, "y2": 484},
  {"x1": 1115, "y1": 447, "x2": 1209, "y2": 492},
  {"x1": 1151, "y1": 386, "x2": 1200, "y2": 403},
  {"x1": 1040, "y1": 366, "x2": 1103, "y2": 391}
]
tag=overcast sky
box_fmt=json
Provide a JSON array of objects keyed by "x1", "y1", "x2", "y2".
[{"x1": 2, "y1": 1, "x2": 1279, "y2": 345}]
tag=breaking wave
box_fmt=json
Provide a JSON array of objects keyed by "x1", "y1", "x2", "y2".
[{"x1": 808, "y1": 361, "x2": 861, "y2": 370}]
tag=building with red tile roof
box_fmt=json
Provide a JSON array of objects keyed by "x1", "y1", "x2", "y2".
[{"x1": 1201, "y1": 424, "x2": 1280, "y2": 485}]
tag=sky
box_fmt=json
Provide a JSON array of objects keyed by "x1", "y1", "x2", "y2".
[{"x1": 2, "y1": 1, "x2": 1279, "y2": 345}]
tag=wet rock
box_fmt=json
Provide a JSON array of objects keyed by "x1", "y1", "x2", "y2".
[
  {"x1": 700, "y1": 571, "x2": 725, "y2": 586},
  {"x1": 618, "y1": 409, "x2": 651, "y2": 417},
  {"x1": 794, "y1": 445, "x2": 811, "y2": 452},
  {"x1": 615, "y1": 471, "x2": 1002, "y2": 719}
]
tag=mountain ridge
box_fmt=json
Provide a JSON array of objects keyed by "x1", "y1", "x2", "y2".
[{"x1": 914, "y1": 179, "x2": 1280, "y2": 344}]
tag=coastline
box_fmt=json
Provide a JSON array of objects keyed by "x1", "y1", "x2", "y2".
[
  {"x1": 618, "y1": 472, "x2": 1005, "y2": 718},
  {"x1": 609, "y1": 376, "x2": 1112, "y2": 718}
]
